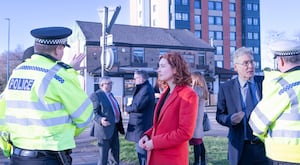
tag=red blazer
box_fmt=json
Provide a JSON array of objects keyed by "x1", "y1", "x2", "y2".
[{"x1": 145, "y1": 85, "x2": 198, "y2": 165}]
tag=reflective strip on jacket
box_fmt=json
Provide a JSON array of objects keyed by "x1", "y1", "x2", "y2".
[
  {"x1": 0, "y1": 54, "x2": 93, "y2": 151},
  {"x1": 249, "y1": 70, "x2": 300, "y2": 163}
]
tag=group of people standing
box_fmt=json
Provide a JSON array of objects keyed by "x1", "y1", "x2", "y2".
[
  {"x1": 0, "y1": 24, "x2": 299, "y2": 165},
  {"x1": 91, "y1": 52, "x2": 209, "y2": 165}
]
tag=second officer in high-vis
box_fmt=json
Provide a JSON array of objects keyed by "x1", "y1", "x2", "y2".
[
  {"x1": 249, "y1": 40, "x2": 300, "y2": 164},
  {"x1": 0, "y1": 26, "x2": 93, "y2": 165}
]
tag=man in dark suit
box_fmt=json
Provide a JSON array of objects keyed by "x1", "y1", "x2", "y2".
[
  {"x1": 216, "y1": 47, "x2": 270, "y2": 165},
  {"x1": 125, "y1": 70, "x2": 155, "y2": 165},
  {"x1": 90, "y1": 76, "x2": 125, "y2": 165}
]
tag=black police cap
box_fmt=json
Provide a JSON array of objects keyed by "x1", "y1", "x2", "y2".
[{"x1": 30, "y1": 27, "x2": 72, "y2": 47}]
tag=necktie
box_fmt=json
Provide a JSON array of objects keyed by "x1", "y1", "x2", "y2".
[
  {"x1": 108, "y1": 93, "x2": 120, "y2": 122},
  {"x1": 244, "y1": 81, "x2": 257, "y2": 140}
]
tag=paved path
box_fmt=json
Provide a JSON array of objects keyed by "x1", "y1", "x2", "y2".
[
  {"x1": 0, "y1": 106, "x2": 227, "y2": 165},
  {"x1": 204, "y1": 106, "x2": 228, "y2": 137}
]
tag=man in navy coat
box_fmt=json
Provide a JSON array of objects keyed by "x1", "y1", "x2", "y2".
[
  {"x1": 125, "y1": 70, "x2": 155, "y2": 165},
  {"x1": 216, "y1": 47, "x2": 270, "y2": 165}
]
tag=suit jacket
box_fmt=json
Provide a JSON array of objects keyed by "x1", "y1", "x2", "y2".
[
  {"x1": 89, "y1": 89, "x2": 125, "y2": 140},
  {"x1": 144, "y1": 85, "x2": 198, "y2": 165},
  {"x1": 125, "y1": 80, "x2": 155, "y2": 143},
  {"x1": 216, "y1": 76, "x2": 264, "y2": 165}
]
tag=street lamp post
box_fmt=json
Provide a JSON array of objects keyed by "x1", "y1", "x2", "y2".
[{"x1": 5, "y1": 18, "x2": 10, "y2": 82}]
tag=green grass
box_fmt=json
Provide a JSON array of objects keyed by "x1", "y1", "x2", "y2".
[{"x1": 119, "y1": 135, "x2": 228, "y2": 165}]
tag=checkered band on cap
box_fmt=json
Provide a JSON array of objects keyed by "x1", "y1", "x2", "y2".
[
  {"x1": 271, "y1": 40, "x2": 300, "y2": 58},
  {"x1": 274, "y1": 50, "x2": 300, "y2": 56},
  {"x1": 35, "y1": 38, "x2": 68, "y2": 45}
]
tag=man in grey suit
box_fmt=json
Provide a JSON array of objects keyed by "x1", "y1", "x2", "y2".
[
  {"x1": 216, "y1": 47, "x2": 270, "y2": 165},
  {"x1": 90, "y1": 76, "x2": 125, "y2": 165}
]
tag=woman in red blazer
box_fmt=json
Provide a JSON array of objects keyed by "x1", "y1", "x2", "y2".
[{"x1": 139, "y1": 52, "x2": 198, "y2": 165}]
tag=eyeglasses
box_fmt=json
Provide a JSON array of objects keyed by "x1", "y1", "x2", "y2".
[
  {"x1": 236, "y1": 60, "x2": 255, "y2": 67},
  {"x1": 102, "y1": 82, "x2": 113, "y2": 85}
]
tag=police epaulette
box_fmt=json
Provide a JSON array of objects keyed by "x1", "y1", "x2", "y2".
[{"x1": 57, "y1": 62, "x2": 72, "y2": 69}]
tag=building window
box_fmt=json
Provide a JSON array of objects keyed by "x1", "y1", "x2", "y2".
[
  {"x1": 247, "y1": 18, "x2": 253, "y2": 25},
  {"x1": 253, "y1": 32, "x2": 259, "y2": 40},
  {"x1": 153, "y1": 4, "x2": 156, "y2": 12},
  {"x1": 132, "y1": 48, "x2": 144, "y2": 63},
  {"x1": 195, "y1": 30, "x2": 201, "y2": 38},
  {"x1": 215, "y1": 16, "x2": 223, "y2": 25},
  {"x1": 198, "y1": 52, "x2": 205, "y2": 65},
  {"x1": 209, "y1": 31, "x2": 223, "y2": 40},
  {"x1": 208, "y1": 16, "x2": 214, "y2": 25},
  {"x1": 216, "y1": 46, "x2": 223, "y2": 55},
  {"x1": 248, "y1": 32, "x2": 253, "y2": 39},
  {"x1": 216, "y1": 61, "x2": 223, "y2": 68},
  {"x1": 230, "y1": 32, "x2": 236, "y2": 41},
  {"x1": 253, "y1": 4, "x2": 258, "y2": 11},
  {"x1": 253, "y1": 47, "x2": 259, "y2": 54},
  {"x1": 208, "y1": 1, "x2": 214, "y2": 10},
  {"x1": 253, "y1": 18, "x2": 258, "y2": 25},
  {"x1": 208, "y1": 16, "x2": 222, "y2": 25},
  {"x1": 182, "y1": 0, "x2": 188, "y2": 5},
  {"x1": 195, "y1": 15, "x2": 201, "y2": 24},
  {"x1": 159, "y1": 49, "x2": 169, "y2": 56},
  {"x1": 215, "y1": 2, "x2": 222, "y2": 10},
  {"x1": 216, "y1": 31, "x2": 223, "y2": 40},
  {"x1": 230, "y1": 17, "x2": 236, "y2": 26},
  {"x1": 175, "y1": 13, "x2": 182, "y2": 20},
  {"x1": 124, "y1": 79, "x2": 135, "y2": 95},
  {"x1": 209, "y1": 31, "x2": 214, "y2": 39},
  {"x1": 175, "y1": 0, "x2": 181, "y2": 5},
  {"x1": 182, "y1": 13, "x2": 189, "y2": 21},
  {"x1": 229, "y1": 3, "x2": 235, "y2": 11},
  {"x1": 247, "y1": 3, "x2": 252, "y2": 10},
  {"x1": 230, "y1": 46, "x2": 236, "y2": 54},
  {"x1": 183, "y1": 54, "x2": 195, "y2": 65},
  {"x1": 112, "y1": 47, "x2": 118, "y2": 63},
  {"x1": 195, "y1": 0, "x2": 201, "y2": 9},
  {"x1": 208, "y1": 1, "x2": 222, "y2": 10}
]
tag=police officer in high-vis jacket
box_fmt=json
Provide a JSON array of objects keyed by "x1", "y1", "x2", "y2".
[
  {"x1": 0, "y1": 26, "x2": 93, "y2": 165},
  {"x1": 249, "y1": 40, "x2": 300, "y2": 164}
]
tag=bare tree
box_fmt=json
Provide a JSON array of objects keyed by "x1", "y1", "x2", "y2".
[{"x1": 0, "y1": 48, "x2": 24, "y2": 92}]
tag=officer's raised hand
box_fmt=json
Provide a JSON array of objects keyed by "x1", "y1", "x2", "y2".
[{"x1": 70, "y1": 53, "x2": 86, "y2": 70}]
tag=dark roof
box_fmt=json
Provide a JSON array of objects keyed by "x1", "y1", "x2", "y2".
[
  {"x1": 215, "y1": 67, "x2": 237, "y2": 75},
  {"x1": 76, "y1": 20, "x2": 214, "y2": 51}
]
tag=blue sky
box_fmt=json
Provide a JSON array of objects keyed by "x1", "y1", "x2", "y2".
[
  {"x1": 0, "y1": 0, "x2": 129, "y2": 52},
  {"x1": 0, "y1": 0, "x2": 299, "y2": 68}
]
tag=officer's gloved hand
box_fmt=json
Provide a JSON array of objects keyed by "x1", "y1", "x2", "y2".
[{"x1": 231, "y1": 111, "x2": 245, "y2": 125}]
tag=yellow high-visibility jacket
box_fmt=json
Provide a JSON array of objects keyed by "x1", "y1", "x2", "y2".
[
  {"x1": 0, "y1": 54, "x2": 93, "y2": 155},
  {"x1": 0, "y1": 95, "x2": 11, "y2": 157},
  {"x1": 249, "y1": 70, "x2": 300, "y2": 163}
]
